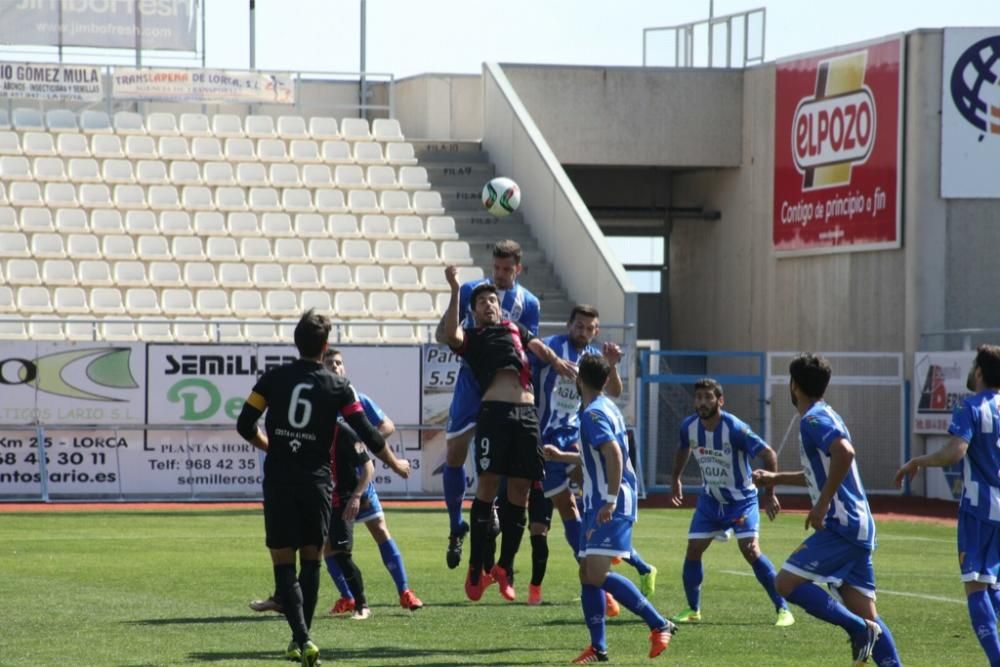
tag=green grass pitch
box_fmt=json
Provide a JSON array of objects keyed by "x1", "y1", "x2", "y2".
[{"x1": 0, "y1": 506, "x2": 978, "y2": 666}]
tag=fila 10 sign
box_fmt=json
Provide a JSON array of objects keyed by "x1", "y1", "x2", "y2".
[{"x1": 773, "y1": 37, "x2": 903, "y2": 256}]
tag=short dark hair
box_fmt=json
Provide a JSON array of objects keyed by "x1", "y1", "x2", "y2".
[
  {"x1": 789, "y1": 353, "x2": 832, "y2": 399},
  {"x1": 471, "y1": 282, "x2": 498, "y2": 307},
  {"x1": 568, "y1": 304, "x2": 599, "y2": 323},
  {"x1": 976, "y1": 345, "x2": 1000, "y2": 388},
  {"x1": 294, "y1": 308, "x2": 331, "y2": 358},
  {"x1": 578, "y1": 354, "x2": 611, "y2": 392},
  {"x1": 324, "y1": 348, "x2": 342, "y2": 359},
  {"x1": 694, "y1": 378, "x2": 723, "y2": 398},
  {"x1": 492, "y1": 239, "x2": 522, "y2": 264}
]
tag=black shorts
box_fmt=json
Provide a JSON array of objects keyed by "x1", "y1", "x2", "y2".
[
  {"x1": 263, "y1": 479, "x2": 332, "y2": 550},
  {"x1": 327, "y1": 499, "x2": 357, "y2": 553},
  {"x1": 474, "y1": 401, "x2": 544, "y2": 481},
  {"x1": 528, "y1": 482, "x2": 553, "y2": 527}
]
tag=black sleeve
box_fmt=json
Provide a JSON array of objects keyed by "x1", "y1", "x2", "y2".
[
  {"x1": 345, "y1": 410, "x2": 387, "y2": 456},
  {"x1": 337, "y1": 426, "x2": 370, "y2": 468},
  {"x1": 516, "y1": 322, "x2": 536, "y2": 346},
  {"x1": 236, "y1": 403, "x2": 262, "y2": 442}
]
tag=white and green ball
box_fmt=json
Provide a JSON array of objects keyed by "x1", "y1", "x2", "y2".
[{"x1": 481, "y1": 177, "x2": 521, "y2": 217}]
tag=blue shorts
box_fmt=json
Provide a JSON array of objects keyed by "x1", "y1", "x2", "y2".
[
  {"x1": 958, "y1": 510, "x2": 1000, "y2": 584},
  {"x1": 445, "y1": 366, "x2": 481, "y2": 438},
  {"x1": 782, "y1": 529, "x2": 876, "y2": 599},
  {"x1": 578, "y1": 510, "x2": 633, "y2": 559},
  {"x1": 355, "y1": 488, "x2": 384, "y2": 524},
  {"x1": 541, "y1": 429, "x2": 579, "y2": 497},
  {"x1": 688, "y1": 494, "x2": 760, "y2": 540}
]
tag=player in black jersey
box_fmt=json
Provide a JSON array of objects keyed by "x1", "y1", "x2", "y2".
[
  {"x1": 437, "y1": 265, "x2": 576, "y2": 602},
  {"x1": 236, "y1": 309, "x2": 410, "y2": 666}
]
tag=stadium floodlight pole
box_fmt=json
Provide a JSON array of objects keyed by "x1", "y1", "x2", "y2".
[
  {"x1": 360, "y1": 0, "x2": 368, "y2": 116},
  {"x1": 249, "y1": 0, "x2": 256, "y2": 69}
]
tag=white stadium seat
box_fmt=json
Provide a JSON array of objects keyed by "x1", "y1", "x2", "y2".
[
  {"x1": 157, "y1": 136, "x2": 190, "y2": 161},
  {"x1": 394, "y1": 215, "x2": 426, "y2": 240},
  {"x1": 369, "y1": 291, "x2": 402, "y2": 319},
  {"x1": 402, "y1": 291, "x2": 438, "y2": 319},
  {"x1": 334, "y1": 291, "x2": 367, "y2": 318},
  {"x1": 0, "y1": 131, "x2": 21, "y2": 155},
  {"x1": 247, "y1": 187, "x2": 279, "y2": 212},
  {"x1": 43, "y1": 259, "x2": 78, "y2": 286},
  {"x1": 277, "y1": 116, "x2": 308, "y2": 140},
  {"x1": 307, "y1": 239, "x2": 339, "y2": 264},
  {"x1": 348, "y1": 190, "x2": 380, "y2": 214},
  {"x1": 146, "y1": 112, "x2": 179, "y2": 136},
  {"x1": 114, "y1": 111, "x2": 145, "y2": 135},
  {"x1": 78, "y1": 260, "x2": 112, "y2": 286},
  {"x1": 361, "y1": 214, "x2": 394, "y2": 239},
  {"x1": 184, "y1": 262, "x2": 218, "y2": 288},
  {"x1": 379, "y1": 190, "x2": 411, "y2": 215},
  {"x1": 340, "y1": 118, "x2": 371, "y2": 141},
  {"x1": 113, "y1": 184, "x2": 146, "y2": 210},
  {"x1": 240, "y1": 237, "x2": 273, "y2": 263},
  {"x1": 44, "y1": 182, "x2": 78, "y2": 208},
  {"x1": 0, "y1": 207, "x2": 13, "y2": 232},
  {"x1": 68, "y1": 158, "x2": 100, "y2": 183},
  {"x1": 21, "y1": 207, "x2": 54, "y2": 233},
  {"x1": 18, "y1": 286, "x2": 53, "y2": 313},
  {"x1": 422, "y1": 266, "x2": 450, "y2": 291},
  {"x1": 54, "y1": 286, "x2": 89, "y2": 314},
  {"x1": 216, "y1": 187, "x2": 249, "y2": 212},
  {"x1": 138, "y1": 320, "x2": 174, "y2": 342},
  {"x1": 102, "y1": 234, "x2": 137, "y2": 261},
  {"x1": 58, "y1": 133, "x2": 91, "y2": 158},
  {"x1": 374, "y1": 239, "x2": 407, "y2": 264},
  {"x1": 148, "y1": 185, "x2": 181, "y2": 211},
  {"x1": 388, "y1": 265, "x2": 421, "y2": 291},
  {"x1": 172, "y1": 236, "x2": 206, "y2": 262},
  {"x1": 171, "y1": 160, "x2": 203, "y2": 185},
  {"x1": 354, "y1": 142, "x2": 385, "y2": 165},
  {"x1": 212, "y1": 114, "x2": 244, "y2": 138},
  {"x1": 347, "y1": 324, "x2": 381, "y2": 344},
  {"x1": 270, "y1": 163, "x2": 300, "y2": 188},
  {"x1": 261, "y1": 213, "x2": 294, "y2": 237},
  {"x1": 243, "y1": 322, "x2": 277, "y2": 342},
  {"x1": 180, "y1": 113, "x2": 211, "y2": 137},
  {"x1": 302, "y1": 164, "x2": 333, "y2": 188},
  {"x1": 161, "y1": 288, "x2": 196, "y2": 317},
  {"x1": 321, "y1": 265, "x2": 354, "y2": 290},
  {"x1": 245, "y1": 115, "x2": 276, "y2": 139},
  {"x1": 315, "y1": 189, "x2": 348, "y2": 214},
  {"x1": 399, "y1": 166, "x2": 431, "y2": 191},
  {"x1": 335, "y1": 165, "x2": 366, "y2": 189},
  {"x1": 90, "y1": 209, "x2": 124, "y2": 234},
  {"x1": 0, "y1": 290, "x2": 16, "y2": 315},
  {"x1": 227, "y1": 212, "x2": 259, "y2": 237},
  {"x1": 232, "y1": 289, "x2": 266, "y2": 317},
  {"x1": 367, "y1": 166, "x2": 398, "y2": 190},
  {"x1": 124, "y1": 210, "x2": 157, "y2": 235},
  {"x1": 321, "y1": 140, "x2": 352, "y2": 164},
  {"x1": 67, "y1": 234, "x2": 102, "y2": 260},
  {"x1": 102, "y1": 159, "x2": 134, "y2": 184},
  {"x1": 159, "y1": 210, "x2": 193, "y2": 236},
  {"x1": 56, "y1": 208, "x2": 89, "y2": 234},
  {"x1": 1, "y1": 156, "x2": 31, "y2": 180},
  {"x1": 33, "y1": 156, "x2": 67, "y2": 182},
  {"x1": 203, "y1": 161, "x2": 236, "y2": 186},
  {"x1": 23, "y1": 132, "x2": 56, "y2": 157},
  {"x1": 355, "y1": 265, "x2": 388, "y2": 291},
  {"x1": 385, "y1": 142, "x2": 418, "y2": 166},
  {"x1": 6, "y1": 259, "x2": 42, "y2": 285},
  {"x1": 382, "y1": 324, "x2": 419, "y2": 344},
  {"x1": 282, "y1": 188, "x2": 313, "y2": 213},
  {"x1": 442, "y1": 241, "x2": 474, "y2": 265},
  {"x1": 114, "y1": 261, "x2": 147, "y2": 287},
  {"x1": 173, "y1": 322, "x2": 210, "y2": 343},
  {"x1": 89, "y1": 287, "x2": 125, "y2": 315},
  {"x1": 290, "y1": 140, "x2": 321, "y2": 163},
  {"x1": 194, "y1": 211, "x2": 226, "y2": 236},
  {"x1": 253, "y1": 263, "x2": 286, "y2": 289},
  {"x1": 0, "y1": 232, "x2": 30, "y2": 258},
  {"x1": 91, "y1": 134, "x2": 124, "y2": 159},
  {"x1": 224, "y1": 137, "x2": 256, "y2": 161},
  {"x1": 287, "y1": 264, "x2": 320, "y2": 290},
  {"x1": 309, "y1": 117, "x2": 340, "y2": 140},
  {"x1": 372, "y1": 118, "x2": 405, "y2": 142},
  {"x1": 196, "y1": 289, "x2": 231, "y2": 317},
  {"x1": 182, "y1": 186, "x2": 215, "y2": 211},
  {"x1": 219, "y1": 262, "x2": 252, "y2": 289},
  {"x1": 341, "y1": 239, "x2": 372, "y2": 264},
  {"x1": 266, "y1": 290, "x2": 299, "y2": 318},
  {"x1": 137, "y1": 235, "x2": 171, "y2": 262},
  {"x1": 80, "y1": 110, "x2": 112, "y2": 134},
  {"x1": 257, "y1": 138, "x2": 288, "y2": 163},
  {"x1": 237, "y1": 162, "x2": 268, "y2": 187},
  {"x1": 413, "y1": 191, "x2": 445, "y2": 215},
  {"x1": 275, "y1": 240, "x2": 307, "y2": 267},
  {"x1": 408, "y1": 240, "x2": 441, "y2": 266},
  {"x1": 29, "y1": 316, "x2": 64, "y2": 340},
  {"x1": 124, "y1": 135, "x2": 157, "y2": 160},
  {"x1": 31, "y1": 233, "x2": 66, "y2": 259},
  {"x1": 149, "y1": 262, "x2": 183, "y2": 288},
  {"x1": 191, "y1": 137, "x2": 223, "y2": 161},
  {"x1": 10, "y1": 182, "x2": 43, "y2": 207},
  {"x1": 136, "y1": 161, "x2": 170, "y2": 188},
  {"x1": 299, "y1": 290, "x2": 332, "y2": 314},
  {"x1": 33, "y1": 109, "x2": 61, "y2": 132},
  {"x1": 293, "y1": 213, "x2": 326, "y2": 238},
  {"x1": 426, "y1": 216, "x2": 459, "y2": 240},
  {"x1": 125, "y1": 288, "x2": 161, "y2": 316},
  {"x1": 328, "y1": 214, "x2": 360, "y2": 238}
]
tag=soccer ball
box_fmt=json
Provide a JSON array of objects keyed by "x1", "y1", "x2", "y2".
[{"x1": 482, "y1": 177, "x2": 520, "y2": 217}]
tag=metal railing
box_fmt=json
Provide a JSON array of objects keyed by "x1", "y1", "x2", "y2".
[
  {"x1": 921, "y1": 328, "x2": 1000, "y2": 351},
  {"x1": 643, "y1": 7, "x2": 766, "y2": 69}
]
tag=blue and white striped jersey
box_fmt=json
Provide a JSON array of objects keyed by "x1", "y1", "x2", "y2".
[
  {"x1": 458, "y1": 278, "x2": 540, "y2": 335},
  {"x1": 534, "y1": 334, "x2": 600, "y2": 439},
  {"x1": 799, "y1": 401, "x2": 875, "y2": 550},
  {"x1": 949, "y1": 390, "x2": 1000, "y2": 526},
  {"x1": 580, "y1": 395, "x2": 637, "y2": 523},
  {"x1": 679, "y1": 411, "x2": 765, "y2": 504}
]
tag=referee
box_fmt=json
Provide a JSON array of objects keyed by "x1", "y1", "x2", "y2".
[{"x1": 237, "y1": 309, "x2": 410, "y2": 665}]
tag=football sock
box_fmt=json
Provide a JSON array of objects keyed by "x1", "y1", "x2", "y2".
[
  {"x1": 443, "y1": 464, "x2": 467, "y2": 534},
  {"x1": 298, "y1": 559, "x2": 321, "y2": 630},
  {"x1": 378, "y1": 539, "x2": 409, "y2": 594},
  {"x1": 530, "y1": 534, "x2": 549, "y2": 586},
  {"x1": 563, "y1": 517, "x2": 582, "y2": 556},
  {"x1": 786, "y1": 581, "x2": 866, "y2": 636},
  {"x1": 581, "y1": 583, "x2": 609, "y2": 652},
  {"x1": 968, "y1": 590, "x2": 1000, "y2": 665},
  {"x1": 324, "y1": 554, "x2": 353, "y2": 599},
  {"x1": 625, "y1": 548, "x2": 652, "y2": 576},
  {"x1": 497, "y1": 499, "x2": 527, "y2": 573},
  {"x1": 603, "y1": 572, "x2": 667, "y2": 630},
  {"x1": 750, "y1": 554, "x2": 786, "y2": 610},
  {"x1": 682, "y1": 559, "x2": 703, "y2": 611},
  {"x1": 332, "y1": 551, "x2": 367, "y2": 608},
  {"x1": 468, "y1": 498, "x2": 492, "y2": 582},
  {"x1": 273, "y1": 563, "x2": 309, "y2": 646},
  {"x1": 989, "y1": 586, "x2": 1000, "y2": 616},
  {"x1": 871, "y1": 616, "x2": 902, "y2": 666}
]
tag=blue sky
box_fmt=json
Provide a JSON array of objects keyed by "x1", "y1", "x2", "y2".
[{"x1": 193, "y1": 0, "x2": 1000, "y2": 76}]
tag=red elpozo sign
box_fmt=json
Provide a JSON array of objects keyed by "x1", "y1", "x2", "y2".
[{"x1": 773, "y1": 37, "x2": 903, "y2": 255}]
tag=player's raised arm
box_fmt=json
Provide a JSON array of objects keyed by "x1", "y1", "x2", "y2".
[
  {"x1": 236, "y1": 391, "x2": 269, "y2": 452},
  {"x1": 436, "y1": 265, "x2": 464, "y2": 349},
  {"x1": 527, "y1": 336, "x2": 577, "y2": 380},
  {"x1": 752, "y1": 468, "x2": 806, "y2": 488},
  {"x1": 894, "y1": 435, "x2": 968, "y2": 488},
  {"x1": 602, "y1": 341, "x2": 624, "y2": 398}
]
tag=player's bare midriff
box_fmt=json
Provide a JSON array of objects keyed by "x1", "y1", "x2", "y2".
[{"x1": 482, "y1": 369, "x2": 535, "y2": 405}]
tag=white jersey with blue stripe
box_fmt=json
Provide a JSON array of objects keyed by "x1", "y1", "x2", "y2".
[
  {"x1": 458, "y1": 278, "x2": 540, "y2": 335},
  {"x1": 580, "y1": 395, "x2": 637, "y2": 523},
  {"x1": 799, "y1": 401, "x2": 875, "y2": 550},
  {"x1": 949, "y1": 389, "x2": 1000, "y2": 526},
  {"x1": 534, "y1": 334, "x2": 600, "y2": 438},
  {"x1": 679, "y1": 411, "x2": 765, "y2": 504}
]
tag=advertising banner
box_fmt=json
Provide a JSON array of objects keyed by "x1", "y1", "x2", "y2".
[
  {"x1": 0, "y1": 62, "x2": 102, "y2": 101},
  {"x1": 772, "y1": 36, "x2": 903, "y2": 255},
  {"x1": 113, "y1": 67, "x2": 294, "y2": 104},
  {"x1": 0, "y1": 0, "x2": 199, "y2": 51},
  {"x1": 941, "y1": 28, "x2": 1000, "y2": 197},
  {"x1": 913, "y1": 351, "x2": 976, "y2": 434}
]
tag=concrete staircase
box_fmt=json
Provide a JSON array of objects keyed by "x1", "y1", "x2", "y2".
[{"x1": 413, "y1": 140, "x2": 575, "y2": 329}]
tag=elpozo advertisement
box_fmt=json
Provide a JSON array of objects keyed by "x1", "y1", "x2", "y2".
[
  {"x1": 772, "y1": 36, "x2": 903, "y2": 256},
  {"x1": 113, "y1": 67, "x2": 294, "y2": 104},
  {"x1": 913, "y1": 351, "x2": 976, "y2": 434},
  {"x1": 0, "y1": 0, "x2": 199, "y2": 51},
  {"x1": 0, "y1": 62, "x2": 102, "y2": 101},
  {"x1": 941, "y1": 28, "x2": 1000, "y2": 198}
]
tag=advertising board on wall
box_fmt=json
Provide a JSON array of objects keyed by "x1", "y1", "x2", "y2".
[
  {"x1": 772, "y1": 36, "x2": 903, "y2": 256},
  {"x1": 912, "y1": 351, "x2": 976, "y2": 434},
  {"x1": 0, "y1": 62, "x2": 102, "y2": 101},
  {"x1": 940, "y1": 28, "x2": 1000, "y2": 198},
  {"x1": 0, "y1": 1, "x2": 199, "y2": 51},
  {"x1": 113, "y1": 67, "x2": 294, "y2": 104}
]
